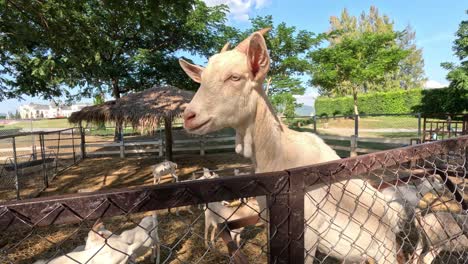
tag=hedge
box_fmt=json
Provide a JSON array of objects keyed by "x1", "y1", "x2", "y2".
[{"x1": 315, "y1": 87, "x2": 467, "y2": 116}]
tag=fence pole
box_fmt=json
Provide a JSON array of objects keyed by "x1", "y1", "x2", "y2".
[
  {"x1": 417, "y1": 113, "x2": 422, "y2": 140},
  {"x1": 120, "y1": 127, "x2": 125, "y2": 158},
  {"x1": 55, "y1": 131, "x2": 61, "y2": 173},
  {"x1": 71, "y1": 128, "x2": 76, "y2": 163},
  {"x1": 40, "y1": 133, "x2": 48, "y2": 188},
  {"x1": 313, "y1": 115, "x2": 317, "y2": 133},
  {"x1": 268, "y1": 171, "x2": 305, "y2": 264},
  {"x1": 354, "y1": 114, "x2": 359, "y2": 137},
  {"x1": 200, "y1": 135, "x2": 205, "y2": 156},
  {"x1": 79, "y1": 123, "x2": 86, "y2": 159},
  {"x1": 350, "y1": 135, "x2": 358, "y2": 157},
  {"x1": 12, "y1": 136, "x2": 20, "y2": 200}
]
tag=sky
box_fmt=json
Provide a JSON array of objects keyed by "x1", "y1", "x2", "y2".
[{"x1": 0, "y1": 0, "x2": 465, "y2": 113}]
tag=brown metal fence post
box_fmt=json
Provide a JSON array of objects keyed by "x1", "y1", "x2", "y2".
[
  {"x1": 268, "y1": 171, "x2": 305, "y2": 264},
  {"x1": 12, "y1": 136, "x2": 20, "y2": 200}
]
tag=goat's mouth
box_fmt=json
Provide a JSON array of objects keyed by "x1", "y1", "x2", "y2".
[{"x1": 185, "y1": 118, "x2": 212, "y2": 133}]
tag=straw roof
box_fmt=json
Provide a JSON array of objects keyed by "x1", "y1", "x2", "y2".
[{"x1": 69, "y1": 85, "x2": 194, "y2": 129}]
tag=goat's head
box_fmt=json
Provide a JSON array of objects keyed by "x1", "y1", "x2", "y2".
[{"x1": 179, "y1": 28, "x2": 270, "y2": 134}]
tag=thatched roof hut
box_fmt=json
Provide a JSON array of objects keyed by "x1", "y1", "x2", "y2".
[{"x1": 69, "y1": 85, "x2": 194, "y2": 161}]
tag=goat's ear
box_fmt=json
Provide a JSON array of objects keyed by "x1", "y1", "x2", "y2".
[
  {"x1": 179, "y1": 59, "x2": 204, "y2": 83},
  {"x1": 247, "y1": 33, "x2": 270, "y2": 81}
]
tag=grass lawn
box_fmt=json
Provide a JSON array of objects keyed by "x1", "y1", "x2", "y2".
[
  {"x1": 316, "y1": 115, "x2": 419, "y2": 130},
  {"x1": 0, "y1": 118, "x2": 74, "y2": 130}
]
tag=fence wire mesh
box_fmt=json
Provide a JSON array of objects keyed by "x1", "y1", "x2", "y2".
[
  {"x1": 0, "y1": 128, "x2": 82, "y2": 201},
  {"x1": 0, "y1": 136, "x2": 466, "y2": 264}
]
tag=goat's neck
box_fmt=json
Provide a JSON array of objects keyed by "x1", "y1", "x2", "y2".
[{"x1": 237, "y1": 90, "x2": 286, "y2": 173}]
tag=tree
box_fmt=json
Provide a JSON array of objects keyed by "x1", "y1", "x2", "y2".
[
  {"x1": 329, "y1": 7, "x2": 426, "y2": 90},
  {"x1": 440, "y1": 11, "x2": 468, "y2": 112},
  {"x1": 0, "y1": 0, "x2": 229, "y2": 101},
  {"x1": 235, "y1": 16, "x2": 321, "y2": 118},
  {"x1": 309, "y1": 32, "x2": 409, "y2": 115}
]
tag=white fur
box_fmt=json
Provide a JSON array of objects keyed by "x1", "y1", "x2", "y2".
[{"x1": 152, "y1": 161, "x2": 178, "y2": 184}]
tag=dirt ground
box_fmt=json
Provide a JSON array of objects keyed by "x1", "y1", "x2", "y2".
[
  {"x1": 2, "y1": 153, "x2": 269, "y2": 264},
  {"x1": 2, "y1": 151, "x2": 467, "y2": 263}
]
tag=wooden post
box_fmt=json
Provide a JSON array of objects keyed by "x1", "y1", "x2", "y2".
[
  {"x1": 354, "y1": 114, "x2": 359, "y2": 137},
  {"x1": 313, "y1": 115, "x2": 317, "y2": 133},
  {"x1": 55, "y1": 131, "x2": 61, "y2": 173},
  {"x1": 71, "y1": 128, "x2": 76, "y2": 163},
  {"x1": 39, "y1": 133, "x2": 48, "y2": 188},
  {"x1": 119, "y1": 127, "x2": 125, "y2": 158},
  {"x1": 417, "y1": 113, "x2": 422, "y2": 140},
  {"x1": 164, "y1": 116, "x2": 173, "y2": 161},
  {"x1": 423, "y1": 116, "x2": 427, "y2": 142},
  {"x1": 350, "y1": 135, "x2": 358, "y2": 157},
  {"x1": 79, "y1": 123, "x2": 86, "y2": 159},
  {"x1": 12, "y1": 137, "x2": 20, "y2": 200},
  {"x1": 200, "y1": 135, "x2": 205, "y2": 156}
]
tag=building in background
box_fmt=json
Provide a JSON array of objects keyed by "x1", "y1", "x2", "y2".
[{"x1": 18, "y1": 102, "x2": 89, "y2": 119}]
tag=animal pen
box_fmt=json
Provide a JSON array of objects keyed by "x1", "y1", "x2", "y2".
[
  {"x1": 0, "y1": 128, "x2": 82, "y2": 201},
  {"x1": 0, "y1": 135, "x2": 467, "y2": 263}
]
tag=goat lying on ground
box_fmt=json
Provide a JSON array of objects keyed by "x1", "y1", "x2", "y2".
[
  {"x1": 33, "y1": 225, "x2": 138, "y2": 264},
  {"x1": 89, "y1": 215, "x2": 160, "y2": 263},
  {"x1": 413, "y1": 212, "x2": 468, "y2": 263},
  {"x1": 180, "y1": 28, "x2": 405, "y2": 263}
]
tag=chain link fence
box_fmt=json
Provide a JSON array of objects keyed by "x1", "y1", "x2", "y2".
[
  {"x1": 0, "y1": 136, "x2": 467, "y2": 263},
  {"x1": 0, "y1": 128, "x2": 82, "y2": 201}
]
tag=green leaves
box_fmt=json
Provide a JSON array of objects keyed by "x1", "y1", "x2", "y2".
[
  {"x1": 0, "y1": 0, "x2": 229, "y2": 101},
  {"x1": 309, "y1": 31, "x2": 409, "y2": 114}
]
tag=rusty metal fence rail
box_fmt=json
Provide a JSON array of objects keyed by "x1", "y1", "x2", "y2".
[{"x1": 0, "y1": 136, "x2": 467, "y2": 263}]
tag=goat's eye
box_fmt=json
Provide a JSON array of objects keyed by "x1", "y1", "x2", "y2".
[{"x1": 230, "y1": 75, "x2": 241, "y2": 81}]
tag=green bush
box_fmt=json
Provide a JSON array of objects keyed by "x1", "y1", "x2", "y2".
[{"x1": 315, "y1": 87, "x2": 466, "y2": 116}]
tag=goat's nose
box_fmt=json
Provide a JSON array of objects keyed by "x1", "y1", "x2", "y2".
[{"x1": 183, "y1": 110, "x2": 196, "y2": 122}]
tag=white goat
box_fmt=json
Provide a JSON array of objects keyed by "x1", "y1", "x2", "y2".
[
  {"x1": 413, "y1": 212, "x2": 468, "y2": 263},
  {"x1": 152, "y1": 161, "x2": 178, "y2": 184},
  {"x1": 205, "y1": 198, "x2": 259, "y2": 248},
  {"x1": 33, "y1": 227, "x2": 137, "y2": 264},
  {"x1": 180, "y1": 28, "x2": 405, "y2": 263},
  {"x1": 87, "y1": 215, "x2": 160, "y2": 263}
]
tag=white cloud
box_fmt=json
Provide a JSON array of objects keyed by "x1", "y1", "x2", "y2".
[
  {"x1": 424, "y1": 80, "x2": 448, "y2": 89},
  {"x1": 203, "y1": 0, "x2": 271, "y2": 22},
  {"x1": 294, "y1": 89, "x2": 318, "y2": 106}
]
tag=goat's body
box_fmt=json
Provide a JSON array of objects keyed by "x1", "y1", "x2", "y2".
[
  {"x1": 414, "y1": 212, "x2": 468, "y2": 263},
  {"x1": 253, "y1": 126, "x2": 402, "y2": 264}
]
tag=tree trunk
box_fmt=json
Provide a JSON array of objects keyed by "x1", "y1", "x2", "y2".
[
  {"x1": 112, "y1": 78, "x2": 123, "y2": 142},
  {"x1": 352, "y1": 89, "x2": 359, "y2": 116}
]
